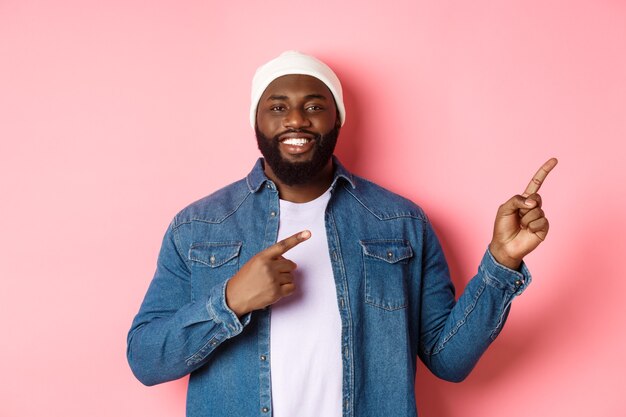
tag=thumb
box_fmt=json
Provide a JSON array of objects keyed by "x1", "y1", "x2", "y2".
[{"x1": 499, "y1": 195, "x2": 537, "y2": 216}]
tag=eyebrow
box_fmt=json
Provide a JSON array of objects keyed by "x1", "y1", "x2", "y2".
[{"x1": 266, "y1": 94, "x2": 328, "y2": 101}]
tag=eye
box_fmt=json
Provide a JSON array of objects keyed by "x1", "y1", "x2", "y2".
[
  {"x1": 270, "y1": 105, "x2": 286, "y2": 112},
  {"x1": 306, "y1": 105, "x2": 324, "y2": 112}
]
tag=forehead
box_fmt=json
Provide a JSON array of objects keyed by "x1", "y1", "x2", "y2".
[{"x1": 260, "y1": 74, "x2": 333, "y2": 100}]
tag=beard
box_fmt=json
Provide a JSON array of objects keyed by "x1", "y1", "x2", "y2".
[{"x1": 255, "y1": 124, "x2": 340, "y2": 186}]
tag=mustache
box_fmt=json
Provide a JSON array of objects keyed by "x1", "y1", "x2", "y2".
[{"x1": 274, "y1": 129, "x2": 319, "y2": 139}]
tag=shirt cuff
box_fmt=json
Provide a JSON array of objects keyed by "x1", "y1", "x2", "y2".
[
  {"x1": 480, "y1": 248, "x2": 532, "y2": 296},
  {"x1": 206, "y1": 279, "x2": 251, "y2": 338}
]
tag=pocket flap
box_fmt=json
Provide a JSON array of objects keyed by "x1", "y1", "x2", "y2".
[
  {"x1": 359, "y1": 239, "x2": 413, "y2": 264},
  {"x1": 189, "y1": 242, "x2": 242, "y2": 267}
]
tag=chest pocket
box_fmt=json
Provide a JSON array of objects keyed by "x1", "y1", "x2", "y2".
[
  {"x1": 188, "y1": 241, "x2": 242, "y2": 299},
  {"x1": 360, "y1": 239, "x2": 413, "y2": 311}
]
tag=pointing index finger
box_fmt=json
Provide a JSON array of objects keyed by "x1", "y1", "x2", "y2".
[
  {"x1": 264, "y1": 230, "x2": 311, "y2": 258},
  {"x1": 522, "y1": 157, "x2": 558, "y2": 197}
]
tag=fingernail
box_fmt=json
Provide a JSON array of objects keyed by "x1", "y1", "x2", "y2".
[
  {"x1": 300, "y1": 230, "x2": 311, "y2": 239},
  {"x1": 524, "y1": 199, "x2": 534, "y2": 206}
]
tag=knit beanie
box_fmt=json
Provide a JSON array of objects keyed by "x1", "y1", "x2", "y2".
[{"x1": 250, "y1": 51, "x2": 345, "y2": 128}]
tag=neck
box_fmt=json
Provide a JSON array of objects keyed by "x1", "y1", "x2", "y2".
[{"x1": 264, "y1": 159, "x2": 334, "y2": 203}]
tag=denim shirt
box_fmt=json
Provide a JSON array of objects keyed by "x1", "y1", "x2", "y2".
[{"x1": 127, "y1": 157, "x2": 531, "y2": 417}]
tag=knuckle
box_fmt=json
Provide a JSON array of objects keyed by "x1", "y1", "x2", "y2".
[
  {"x1": 282, "y1": 284, "x2": 295, "y2": 296},
  {"x1": 530, "y1": 217, "x2": 548, "y2": 232}
]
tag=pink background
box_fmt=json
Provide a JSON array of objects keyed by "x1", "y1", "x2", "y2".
[{"x1": 1, "y1": 1, "x2": 625, "y2": 416}]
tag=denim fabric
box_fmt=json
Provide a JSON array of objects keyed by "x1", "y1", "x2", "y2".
[{"x1": 127, "y1": 157, "x2": 531, "y2": 417}]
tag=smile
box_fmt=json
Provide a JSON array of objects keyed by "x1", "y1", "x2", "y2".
[{"x1": 281, "y1": 138, "x2": 311, "y2": 146}]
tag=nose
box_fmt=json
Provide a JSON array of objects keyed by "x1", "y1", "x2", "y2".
[{"x1": 283, "y1": 108, "x2": 311, "y2": 129}]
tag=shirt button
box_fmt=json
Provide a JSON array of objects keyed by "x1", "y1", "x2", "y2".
[
  {"x1": 270, "y1": 211, "x2": 276, "y2": 217},
  {"x1": 209, "y1": 255, "x2": 216, "y2": 265},
  {"x1": 266, "y1": 184, "x2": 271, "y2": 189},
  {"x1": 210, "y1": 340, "x2": 217, "y2": 346},
  {"x1": 387, "y1": 251, "x2": 393, "y2": 259},
  {"x1": 262, "y1": 407, "x2": 269, "y2": 413},
  {"x1": 260, "y1": 355, "x2": 267, "y2": 361},
  {"x1": 515, "y1": 279, "x2": 523, "y2": 287}
]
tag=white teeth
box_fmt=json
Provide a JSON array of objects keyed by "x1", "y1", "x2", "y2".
[{"x1": 282, "y1": 138, "x2": 310, "y2": 146}]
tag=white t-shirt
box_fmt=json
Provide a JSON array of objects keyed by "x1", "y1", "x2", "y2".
[{"x1": 270, "y1": 188, "x2": 342, "y2": 417}]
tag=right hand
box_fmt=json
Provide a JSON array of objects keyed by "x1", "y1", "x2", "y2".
[
  {"x1": 225, "y1": 230, "x2": 311, "y2": 317},
  {"x1": 489, "y1": 158, "x2": 557, "y2": 269}
]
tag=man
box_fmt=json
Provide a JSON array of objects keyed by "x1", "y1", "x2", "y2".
[{"x1": 127, "y1": 51, "x2": 557, "y2": 417}]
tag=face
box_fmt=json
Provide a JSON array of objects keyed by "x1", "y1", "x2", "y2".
[{"x1": 255, "y1": 74, "x2": 340, "y2": 186}]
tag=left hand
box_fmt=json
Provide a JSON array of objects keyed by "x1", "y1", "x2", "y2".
[{"x1": 489, "y1": 158, "x2": 558, "y2": 270}]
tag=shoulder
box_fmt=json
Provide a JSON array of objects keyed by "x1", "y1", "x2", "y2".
[
  {"x1": 336, "y1": 174, "x2": 428, "y2": 222},
  {"x1": 171, "y1": 178, "x2": 252, "y2": 228}
]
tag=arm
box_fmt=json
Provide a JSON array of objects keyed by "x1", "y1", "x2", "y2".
[
  {"x1": 126, "y1": 222, "x2": 310, "y2": 386},
  {"x1": 417, "y1": 158, "x2": 557, "y2": 382},
  {"x1": 417, "y1": 225, "x2": 530, "y2": 382},
  {"x1": 126, "y1": 220, "x2": 250, "y2": 386}
]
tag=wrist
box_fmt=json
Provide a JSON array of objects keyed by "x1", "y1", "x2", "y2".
[
  {"x1": 489, "y1": 242, "x2": 522, "y2": 270},
  {"x1": 225, "y1": 279, "x2": 248, "y2": 317}
]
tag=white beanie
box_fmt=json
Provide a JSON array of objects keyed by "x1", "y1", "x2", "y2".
[{"x1": 250, "y1": 51, "x2": 345, "y2": 128}]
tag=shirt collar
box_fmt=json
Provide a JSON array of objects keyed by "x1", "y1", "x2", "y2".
[{"x1": 246, "y1": 156, "x2": 356, "y2": 193}]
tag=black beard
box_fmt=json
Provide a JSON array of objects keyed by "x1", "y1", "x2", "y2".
[{"x1": 255, "y1": 124, "x2": 340, "y2": 186}]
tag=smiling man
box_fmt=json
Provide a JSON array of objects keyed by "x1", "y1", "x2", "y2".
[
  {"x1": 254, "y1": 73, "x2": 340, "y2": 202},
  {"x1": 127, "y1": 51, "x2": 557, "y2": 417}
]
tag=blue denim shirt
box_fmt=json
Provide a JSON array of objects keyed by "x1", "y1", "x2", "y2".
[{"x1": 127, "y1": 157, "x2": 531, "y2": 417}]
